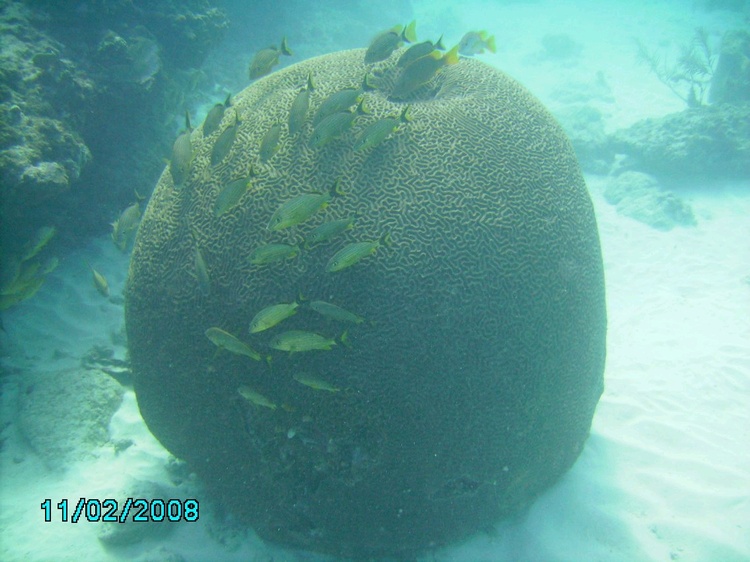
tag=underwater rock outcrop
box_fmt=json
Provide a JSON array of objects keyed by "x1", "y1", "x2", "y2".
[
  {"x1": 610, "y1": 102, "x2": 750, "y2": 183},
  {"x1": 17, "y1": 368, "x2": 124, "y2": 467},
  {"x1": 604, "y1": 171, "x2": 697, "y2": 231},
  {"x1": 0, "y1": 3, "x2": 93, "y2": 235},
  {"x1": 126, "y1": 48, "x2": 607, "y2": 558},
  {"x1": 0, "y1": 0, "x2": 227, "y2": 262},
  {"x1": 710, "y1": 29, "x2": 750, "y2": 105}
]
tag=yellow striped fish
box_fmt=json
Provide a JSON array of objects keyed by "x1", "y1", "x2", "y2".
[
  {"x1": 205, "y1": 327, "x2": 263, "y2": 361},
  {"x1": 238, "y1": 385, "x2": 277, "y2": 409},
  {"x1": 270, "y1": 330, "x2": 337, "y2": 352},
  {"x1": 259, "y1": 123, "x2": 282, "y2": 162},
  {"x1": 293, "y1": 373, "x2": 341, "y2": 392},
  {"x1": 326, "y1": 233, "x2": 391, "y2": 273},
  {"x1": 248, "y1": 243, "x2": 299, "y2": 265},
  {"x1": 308, "y1": 300, "x2": 364, "y2": 324},
  {"x1": 249, "y1": 302, "x2": 299, "y2": 333},
  {"x1": 214, "y1": 175, "x2": 251, "y2": 217},
  {"x1": 267, "y1": 180, "x2": 342, "y2": 231},
  {"x1": 288, "y1": 73, "x2": 315, "y2": 134},
  {"x1": 353, "y1": 106, "x2": 412, "y2": 151}
]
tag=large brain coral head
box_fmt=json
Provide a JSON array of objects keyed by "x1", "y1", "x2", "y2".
[{"x1": 125, "y1": 47, "x2": 606, "y2": 559}]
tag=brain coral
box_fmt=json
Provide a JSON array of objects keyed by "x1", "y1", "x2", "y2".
[{"x1": 125, "y1": 48, "x2": 606, "y2": 559}]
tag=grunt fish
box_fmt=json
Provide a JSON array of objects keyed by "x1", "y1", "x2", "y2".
[
  {"x1": 364, "y1": 21, "x2": 417, "y2": 64},
  {"x1": 205, "y1": 327, "x2": 263, "y2": 361},
  {"x1": 259, "y1": 122, "x2": 282, "y2": 163},
  {"x1": 21, "y1": 226, "x2": 56, "y2": 262},
  {"x1": 238, "y1": 385, "x2": 277, "y2": 409},
  {"x1": 40, "y1": 256, "x2": 59, "y2": 275},
  {"x1": 0, "y1": 276, "x2": 44, "y2": 311},
  {"x1": 268, "y1": 180, "x2": 342, "y2": 231},
  {"x1": 249, "y1": 243, "x2": 300, "y2": 265},
  {"x1": 249, "y1": 301, "x2": 299, "y2": 333},
  {"x1": 353, "y1": 105, "x2": 412, "y2": 151},
  {"x1": 304, "y1": 216, "x2": 355, "y2": 248},
  {"x1": 202, "y1": 93, "x2": 232, "y2": 136},
  {"x1": 326, "y1": 232, "x2": 391, "y2": 273},
  {"x1": 170, "y1": 111, "x2": 194, "y2": 187},
  {"x1": 458, "y1": 30, "x2": 496, "y2": 56},
  {"x1": 214, "y1": 173, "x2": 252, "y2": 217},
  {"x1": 248, "y1": 37, "x2": 293, "y2": 80},
  {"x1": 397, "y1": 37, "x2": 445, "y2": 67},
  {"x1": 85, "y1": 261, "x2": 109, "y2": 298},
  {"x1": 308, "y1": 300, "x2": 364, "y2": 324},
  {"x1": 390, "y1": 45, "x2": 460, "y2": 99},
  {"x1": 309, "y1": 99, "x2": 368, "y2": 149},
  {"x1": 288, "y1": 73, "x2": 315, "y2": 135},
  {"x1": 111, "y1": 201, "x2": 141, "y2": 252},
  {"x1": 270, "y1": 330, "x2": 337, "y2": 352},
  {"x1": 210, "y1": 110, "x2": 239, "y2": 166},
  {"x1": 193, "y1": 245, "x2": 210, "y2": 296},
  {"x1": 312, "y1": 87, "x2": 363, "y2": 126},
  {"x1": 293, "y1": 373, "x2": 341, "y2": 392}
]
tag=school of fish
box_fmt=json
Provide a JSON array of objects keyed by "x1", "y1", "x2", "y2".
[
  {"x1": 10, "y1": 23, "x2": 496, "y2": 419},
  {"x1": 167, "y1": 23, "x2": 495, "y2": 412}
]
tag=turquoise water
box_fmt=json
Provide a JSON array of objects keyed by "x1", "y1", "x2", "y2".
[{"x1": 1, "y1": 1, "x2": 748, "y2": 560}]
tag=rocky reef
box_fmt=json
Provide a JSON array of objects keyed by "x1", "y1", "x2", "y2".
[
  {"x1": 603, "y1": 171, "x2": 697, "y2": 231},
  {"x1": 567, "y1": 28, "x2": 750, "y2": 189},
  {"x1": 610, "y1": 102, "x2": 750, "y2": 184},
  {"x1": 0, "y1": 0, "x2": 228, "y2": 259}
]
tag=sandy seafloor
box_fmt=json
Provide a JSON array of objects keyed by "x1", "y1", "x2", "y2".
[{"x1": 1, "y1": 1, "x2": 749, "y2": 560}]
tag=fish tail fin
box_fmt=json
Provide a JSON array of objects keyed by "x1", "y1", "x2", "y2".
[
  {"x1": 340, "y1": 330, "x2": 350, "y2": 348},
  {"x1": 443, "y1": 45, "x2": 460, "y2": 66},
  {"x1": 184, "y1": 110, "x2": 192, "y2": 132},
  {"x1": 223, "y1": 93, "x2": 232, "y2": 107},
  {"x1": 280, "y1": 36, "x2": 293, "y2": 56},
  {"x1": 487, "y1": 35, "x2": 497, "y2": 53},
  {"x1": 265, "y1": 355, "x2": 273, "y2": 367},
  {"x1": 355, "y1": 96, "x2": 371, "y2": 116},
  {"x1": 362, "y1": 72, "x2": 377, "y2": 91},
  {"x1": 380, "y1": 232, "x2": 393, "y2": 247},
  {"x1": 134, "y1": 188, "x2": 146, "y2": 203},
  {"x1": 434, "y1": 35, "x2": 446, "y2": 51},
  {"x1": 402, "y1": 20, "x2": 417, "y2": 43},
  {"x1": 306, "y1": 72, "x2": 316, "y2": 91},
  {"x1": 400, "y1": 105, "x2": 413, "y2": 123},
  {"x1": 331, "y1": 178, "x2": 346, "y2": 197}
]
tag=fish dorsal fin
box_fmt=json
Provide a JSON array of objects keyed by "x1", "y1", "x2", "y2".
[
  {"x1": 442, "y1": 45, "x2": 460, "y2": 65},
  {"x1": 280, "y1": 36, "x2": 293, "y2": 56},
  {"x1": 402, "y1": 20, "x2": 417, "y2": 43}
]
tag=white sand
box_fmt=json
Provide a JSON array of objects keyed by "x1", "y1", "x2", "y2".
[{"x1": 1, "y1": 2, "x2": 749, "y2": 561}]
